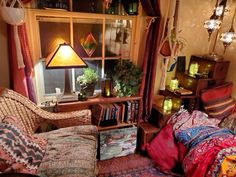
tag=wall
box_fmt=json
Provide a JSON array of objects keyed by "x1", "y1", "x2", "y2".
[
  {"x1": 0, "y1": 15, "x2": 10, "y2": 88},
  {"x1": 154, "y1": 0, "x2": 236, "y2": 99}
]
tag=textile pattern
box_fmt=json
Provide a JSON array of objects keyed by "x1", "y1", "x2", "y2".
[
  {"x1": 0, "y1": 122, "x2": 46, "y2": 174},
  {"x1": 35, "y1": 125, "x2": 98, "y2": 177}
]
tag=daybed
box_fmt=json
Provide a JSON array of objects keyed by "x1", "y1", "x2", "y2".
[
  {"x1": 0, "y1": 87, "x2": 98, "y2": 177},
  {"x1": 143, "y1": 82, "x2": 236, "y2": 177}
]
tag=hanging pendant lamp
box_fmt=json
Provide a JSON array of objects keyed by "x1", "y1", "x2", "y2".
[{"x1": 220, "y1": 4, "x2": 236, "y2": 53}]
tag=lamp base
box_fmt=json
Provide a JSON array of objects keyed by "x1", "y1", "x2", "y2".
[
  {"x1": 203, "y1": 53, "x2": 224, "y2": 61},
  {"x1": 57, "y1": 93, "x2": 78, "y2": 103}
]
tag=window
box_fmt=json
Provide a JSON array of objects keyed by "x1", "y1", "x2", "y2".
[{"x1": 28, "y1": 10, "x2": 137, "y2": 104}]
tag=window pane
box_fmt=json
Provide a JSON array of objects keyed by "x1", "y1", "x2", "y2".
[
  {"x1": 105, "y1": 19, "x2": 132, "y2": 59},
  {"x1": 42, "y1": 61, "x2": 65, "y2": 94},
  {"x1": 74, "y1": 60, "x2": 102, "y2": 91},
  {"x1": 38, "y1": 17, "x2": 70, "y2": 58},
  {"x1": 104, "y1": 59, "x2": 119, "y2": 76},
  {"x1": 72, "y1": 0, "x2": 103, "y2": 13},
  {"x1": 73, "y1": 18, "x2": 103, "y2": 59}
]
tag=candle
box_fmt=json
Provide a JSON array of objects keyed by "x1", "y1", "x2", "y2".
[
  {"x1": 169, "y1": 78, "x2": 179, "y2": 91},
  {"x1": 163, "y1": 97, "x2": 172, "y2": 112},
  {"x1": 189, "y1": 62, "x2": 199, "y2": 76}
]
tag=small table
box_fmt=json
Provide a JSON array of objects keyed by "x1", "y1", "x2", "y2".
[
  {"x1": 149, "y1": 106, "x2": 174, "y2": 129},
  {"x1": 138, "y1": 122, "x2": 160, "y2": 150}
]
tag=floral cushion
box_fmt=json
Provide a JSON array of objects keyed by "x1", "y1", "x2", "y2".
[
  {"x1": 35, "y1": 125, "x2": 98, "y2": 177},
  {"x1": 0, "y1": 116, "x2": 47, "y2": 174}
]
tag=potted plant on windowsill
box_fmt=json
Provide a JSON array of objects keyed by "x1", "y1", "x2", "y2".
[
  {"x1": 113, "y1": 60, "x2": 142, "y2": 97},
  {"x1": 77, "y1": 68, "x2": 98, "y2": 97}
]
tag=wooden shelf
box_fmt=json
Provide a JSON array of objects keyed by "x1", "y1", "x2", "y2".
[
  {"x1": 98, "y1": 122, "x2": 136, "y2": 131},
  {"x1": 55, "y1": 96, "x2": 142, "y2": 112}
]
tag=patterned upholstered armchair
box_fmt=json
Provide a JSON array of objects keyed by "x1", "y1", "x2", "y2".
[{"x1": 0, "y1": 88, "x2": 98, "y2": 177}]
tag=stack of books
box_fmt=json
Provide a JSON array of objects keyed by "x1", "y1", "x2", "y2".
[{"x1": 91, "y1": 101, "x2": 139, "y2": 127}]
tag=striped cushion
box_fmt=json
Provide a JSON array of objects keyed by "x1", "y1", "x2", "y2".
[
  {"x1": 201, "y1": 82, "x2": 235, "y2": 120},
  {"x1": 203, "y1": 97, "x2": 235, "y2": 119}
]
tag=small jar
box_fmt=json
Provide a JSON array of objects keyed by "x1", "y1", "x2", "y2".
[
  {"x1": 169, "y1": 78, "x2": 179, "y2": 91},
  {"x1": 163, "y1": 97, "x2": 173, "y2": 112},
  {"x1": 189, "y1": 62, "x2": 199, "y2": 76}
]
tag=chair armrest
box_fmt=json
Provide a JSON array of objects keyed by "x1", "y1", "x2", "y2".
[
  {"x1": 37, "y1": 109, "x2": 92, "y2": 129},
  {"x1": 35, "y1": 125, "x2": 98, "y2": 138}
]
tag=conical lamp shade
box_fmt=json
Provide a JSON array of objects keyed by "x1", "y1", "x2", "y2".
[{"x1": 46, "y1": 43, "x2": 87, "y2": 69}]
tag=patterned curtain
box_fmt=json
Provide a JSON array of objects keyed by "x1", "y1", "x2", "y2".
[{"x1": 139, "y1": 0, "x2": 161, "y2": 121}]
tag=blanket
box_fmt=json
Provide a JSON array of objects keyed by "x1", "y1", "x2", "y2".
[
  {"x1": 146, "y1": 110, "x2": 236, "y2": 177},
  {"x1": 169, "y1": 110, "x2": 236, "y2": 177}
]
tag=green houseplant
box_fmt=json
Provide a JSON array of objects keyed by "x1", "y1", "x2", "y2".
[
  {"x1": 77, "y1": 68, "x2": 98, "y2": 96},
  {"x1": 113, "y1": 60, "x2": 142, "y2": 97}
]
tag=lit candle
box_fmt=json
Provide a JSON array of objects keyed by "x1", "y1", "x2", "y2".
[
  {"x1": 169, "y1": 78, "x2": 179, "y2": 91},
  {"x1": 189, "y1": 62, "x2": 199, "y2": 76},
  {"x1": 163, "y1": 97, "x2": 172, "y2": 112}
]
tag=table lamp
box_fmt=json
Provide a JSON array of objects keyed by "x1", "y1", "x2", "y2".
[{"x1": 46, "y1": 43, "x2": 87, "y2": 102}]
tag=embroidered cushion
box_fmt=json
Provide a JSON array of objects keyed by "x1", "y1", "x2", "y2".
[
  {"x1": 201, "y1": 82, "x2": 236, "y2": 120},
  {"x1": 0, "y1": 116, "x2": 47, "y2": 174}
]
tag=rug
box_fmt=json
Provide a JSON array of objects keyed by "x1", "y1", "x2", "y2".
[{"x1": 97, "y1": 154, "x2": 181, "y2": 177}]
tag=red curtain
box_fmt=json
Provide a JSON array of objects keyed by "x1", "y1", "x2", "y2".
[
  {"x1": 139, "y1": 0, "x2": 161, "y2": 121},
  {"x1": 7, "y1": 24, "x2": 36, "y2": 103}
]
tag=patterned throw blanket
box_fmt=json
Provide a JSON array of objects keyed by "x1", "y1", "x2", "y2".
[
  {"x1": 170, "y1": 110, "x2": 236, "y2": 177},
  {"x1": 0, "y1": 122, "x2": 46, "y2": 174}
]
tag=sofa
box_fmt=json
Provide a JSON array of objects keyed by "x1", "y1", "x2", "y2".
[{"x1": 0, "y1": 88, "x2": 98, "y2": 177}]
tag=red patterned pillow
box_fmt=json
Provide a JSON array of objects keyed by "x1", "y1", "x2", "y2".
[
  {"x1": 0, "y1": 117, "x2": 47, "y2": 174},
  {"x1": 2, "y1": 116, "x2": 47, "y2": 149},
  {"x1": 143, "y1": 123, "x2": 187, "y2": 172},
  {"x1": 201, "y1": 82, "x2": 235, "y2": 120}
]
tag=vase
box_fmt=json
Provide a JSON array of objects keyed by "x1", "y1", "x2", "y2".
[{"x1": 80, "y1": 83, "x2": 95, "y2": 97}]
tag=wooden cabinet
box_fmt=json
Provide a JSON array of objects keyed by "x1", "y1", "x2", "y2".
[
  {"x1": 177, "y1": 55, "x2": 230, "y2": 96},
  {"x1": 137, "y1": 123, "x2": 160, "y2": 150},
  {"x1": 189, "y1": 55, "x2": 230, "y2": 80},
  {"x1": 160, "y1": 55, "x2": 230, "y2": 112}
]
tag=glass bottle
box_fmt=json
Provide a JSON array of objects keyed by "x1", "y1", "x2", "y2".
[{"x1": 102, "y1": 74, "x2": 112, "y2": 97}]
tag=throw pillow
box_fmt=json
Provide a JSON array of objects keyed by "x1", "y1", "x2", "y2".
[
  {"x1": 2, "y1": 116, "x2": 47, "y2": 149},
  {"x1": 143, "y1": 123, "x2": 187, "y2": 172},
  {"x1": 0, "y1": 119, "x2": 47, "y2": 174},
  {"x1": 201, "y1": 82, "x2": 235, "y2": 120}
]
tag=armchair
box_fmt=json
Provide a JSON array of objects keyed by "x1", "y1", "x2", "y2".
[
  {"x1": 0, "y1": 88, "x2": 98, "y2": 177},
  {"x1": 0, "y1": 87, "x2": 91, "y2": 134}
]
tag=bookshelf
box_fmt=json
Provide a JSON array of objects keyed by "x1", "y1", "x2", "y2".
[{"x1": 55, "y1": 96, "x2": 142, "y2": 130}]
